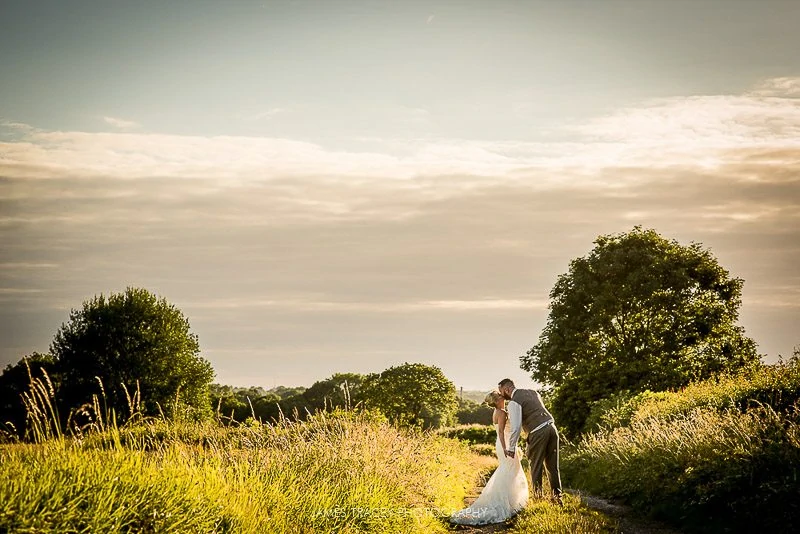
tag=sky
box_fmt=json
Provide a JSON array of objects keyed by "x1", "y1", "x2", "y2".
[{"x1": 1, "y1": 0, "x2": 799, "y2": 391}]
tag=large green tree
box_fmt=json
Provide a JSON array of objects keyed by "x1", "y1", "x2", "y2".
[
  {"x1": 52, "y1": 287, "x2": 214, "y2": 420},
  {"x1": 522, "y1": 227, "x2": 759, "y2": 436},
  {"x1": 362, "y1": 363, "x2": 458, "y2": 429}
]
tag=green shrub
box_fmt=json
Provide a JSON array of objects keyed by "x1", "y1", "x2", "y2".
[
  {"x1": 455, "y1": 398, "x2": 493, "y2": 425},
  {"x1": 564, "y1": 358, "x2": 800, "y2": 533},
  {"x1": 583, "y1": 390, "x2": 669, "y2": 432},
  {"x1": 436, "y1": 424, "x2": 496, "y2": 445},
  {"x1": 584, "y1": 357, "x2": 800, "y2": 434}
]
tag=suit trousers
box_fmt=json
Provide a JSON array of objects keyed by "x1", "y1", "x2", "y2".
[{"x1": 524, "y1": 423, "x2": 562, "y2": 497}]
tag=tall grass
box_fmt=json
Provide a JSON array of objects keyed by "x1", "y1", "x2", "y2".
[
  {"x1": 1, "y1": 373, "x2": 485, "y2": 533},
  {"x1": 564, "y1": 359, "x2": 800, "y2": 533},
  {"x1": 19, "y1": 366, "x2": 62, "y2": 442},
  {"x1": 587, "y1": 357, "x2": 800, "y2": 431},
  {"x1": 2, "y1": 416, "x2": 488, "y2": 533},
  {"x1": 3, "y1": 370, "x2": 625, "y2": 533},
  {"x1": 511, "y1": 494, "x2": 618, "y2": 534}
]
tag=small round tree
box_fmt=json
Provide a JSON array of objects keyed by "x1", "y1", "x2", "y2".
[
  {"x1": 362, "y1": 363, "x2": 458, "y2": 429},
  {"x1": 300, "y1": 372, "x2": 366, "y2": 412},
  {"x1": 522, "y1": 227, "x2": 759, "y2": 436},
  {"x1": 52, "y1": 287, "x2": 214, "y2": 420}
]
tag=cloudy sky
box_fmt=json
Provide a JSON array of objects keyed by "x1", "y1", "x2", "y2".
[{"x1": 1, "y1": 0, "x2": 798, "y2": 390}]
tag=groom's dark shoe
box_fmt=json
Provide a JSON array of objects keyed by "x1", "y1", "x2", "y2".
[{"x1": 551, "y1": 494, "x2": 564, "y2": 507}]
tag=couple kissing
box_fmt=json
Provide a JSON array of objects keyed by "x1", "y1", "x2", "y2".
[{"x1": 450, "y1": 379, "x2": 562, "y2": 526}]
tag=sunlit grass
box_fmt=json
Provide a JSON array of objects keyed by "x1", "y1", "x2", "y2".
[
  {"x1": 1, "y1": 370, "x2": 626, "y2": 533},
  {"x1": 511, "y1": 494, "x2": 618, "y2": 534},
  {"x1": 563, "y1": 359, "x2": 800, "y2": 533},
  {"x1": 1, "y1": 410, "x2": 489, "y2": 533},
  {"x1": 593, "y1": 358, "x2": 800, "y2": 430},
  {"x1": 1, "y1": 371, "x2": 492, "y2": 533}
]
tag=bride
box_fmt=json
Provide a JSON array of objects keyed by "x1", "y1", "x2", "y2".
[{"x1": 450, "y1": 390, "x2": 529, "y2": 525}]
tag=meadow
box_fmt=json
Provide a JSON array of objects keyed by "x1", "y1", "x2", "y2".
[
  {"x1": 2, "y1": 408, "x2": 481, "y2": 532},
  {"x1": 0, "y1": 374, "x2": 617, "y2": 534},
  {"x1": 5, "y1": 358, "x2": 798, "y2": 533}
]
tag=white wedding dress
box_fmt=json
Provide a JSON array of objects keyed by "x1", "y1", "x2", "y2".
[{"x1": 450, "y1": 420, "x2": 529, "y2": 525}]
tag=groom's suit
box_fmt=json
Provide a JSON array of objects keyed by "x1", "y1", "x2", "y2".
[{"x1": 507, "y1": 389, "x2": 562, "y2": 498}]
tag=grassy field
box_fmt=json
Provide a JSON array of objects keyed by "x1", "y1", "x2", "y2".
[
  {"x1": 1, "y1": 375, "x2": 618, "y2": 533},
  {"x1": 510, "y1": 495, "x2": 618, "y2": 534},
  {"x1": 8, "y1": 360, "x2": 797, "y2": 533},
  {"x1": 1, "y1": 410, "x2": 487, "y2": 533},
  {"x1": 562, "y1": 358, "x2": 800, "y2": 533},
  {"x1": 0, "y1": 417, "x2": 619, "y2": 534}
]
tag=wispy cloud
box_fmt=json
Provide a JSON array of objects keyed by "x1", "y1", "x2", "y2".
[
  {"x1": 102, "y1": 116, "x2": 140, "y2": 129},
  {"x1": 2, "y1": 77, "x2": 798, "y2": 188},
  {"x1": 426, "y1": 14, "x2": 435, "y2": 24},
  {"x1": 748, "y1": 77, "x2": 800, "y2": 97},
  {"x1": 0, "y1": 120, "x2": 37, "y2": 132},
  {"x1": 0, "y1": 263, "x2": 58, "y2": 269},
  {"x1": 0, "y1": 288, "x2": 44, "y2": 295},
  {"x1": 571, "y1": 88, "x2": 800, "y2": 168}
]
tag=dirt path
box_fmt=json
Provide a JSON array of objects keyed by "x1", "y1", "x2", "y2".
[
  {"x1": 448, "y1": 485, "x2": 682, "y2": 534},
  {"x1": 567, "y1": 490, "x2": 683, "y2": 534}
]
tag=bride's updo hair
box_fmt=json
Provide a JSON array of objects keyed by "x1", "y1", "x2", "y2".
[{"x1": 484, "y1": 390, "x2": 503, "y2": 407}]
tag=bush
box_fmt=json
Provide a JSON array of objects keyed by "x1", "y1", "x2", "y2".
[
  {"x1": 630, "y1": 359, "x2": 800, "y2": 423},
  {"x1": 584, "y1": 390, "x2": 669, "y2": 432},
  {"x1": 565, "y1": 405, "x2": 800, "y2": 533},
  {"x1": 436, "y1": 424, "x2": 496, "y2": 445},
  {"x1": 362, "y1": 363, "x2": 459, "y2": 429},
  {"x1": 455, "y1": 398, "x2": 493, "y2": 425},
  {"x1": 585, "y1": 357, "x2": 800, "y2": 432},
  {"x1": 563, "y1": 357, "x2": 800, "y2": 533}
]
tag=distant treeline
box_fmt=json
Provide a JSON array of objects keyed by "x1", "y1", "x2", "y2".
[
  {"x1": 0, "y1": 287, "x2": 494, "y2": 441},
  {"x1": 209, "y1": 377, "x2": 492, "y2": 427}
]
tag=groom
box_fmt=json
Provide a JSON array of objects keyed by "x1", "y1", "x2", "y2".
[{"x1": 498, "y1": 378, "x2": 563, "y2": 506}]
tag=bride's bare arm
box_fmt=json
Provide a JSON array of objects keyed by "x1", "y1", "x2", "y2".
[{"x1": 496, "y1": 409, "x2": 508, "y2": 451}]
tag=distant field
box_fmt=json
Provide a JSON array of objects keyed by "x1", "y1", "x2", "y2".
[{"x1": 458, "y1": 389, "x2": 489, "y2": 404}]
